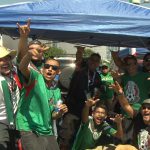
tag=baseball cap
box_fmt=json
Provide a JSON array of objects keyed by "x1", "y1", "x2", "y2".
[{"x1": 101, "y1": 62, "x2": 110, "y2": 68}]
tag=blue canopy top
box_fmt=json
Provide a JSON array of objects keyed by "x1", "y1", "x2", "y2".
[{"x1": 0, "y1": 0, "x2": 150, "y2": 48}]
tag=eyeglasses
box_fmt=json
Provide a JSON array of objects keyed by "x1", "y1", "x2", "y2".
[
  {"x1": 144, "y1": 58, "x2": 150, "y2": 62},
  {"x1": 142, "y1": 105, "x2": 150, "y2": 110},
  {"x1": 44, "y1": 64, "x2": 59, "y2": 71}
]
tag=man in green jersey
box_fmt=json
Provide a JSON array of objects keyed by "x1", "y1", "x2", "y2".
[
  {"x1": 113, "y1": 55, "x2": 150, "y2": 144},
  {"x1": 16, "y1": 45, "x2": 68, "y2": 150},
  {"x1": 72, "y1": 99, "x2": 123, "y2": 150},
  {"x1": 111, "y1": 81, "x2": 150, "y2": 150}
]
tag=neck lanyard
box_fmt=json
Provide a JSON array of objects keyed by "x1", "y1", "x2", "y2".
[{"x1": 88, "y1": 69, "x2": 96, "y2": 91}]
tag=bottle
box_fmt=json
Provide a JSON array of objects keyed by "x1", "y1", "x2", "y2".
[{"x1": 55, "y1": 99, "x2": 63, "y2": 112}]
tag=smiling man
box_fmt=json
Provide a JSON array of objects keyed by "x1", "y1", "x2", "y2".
[
  {"x1": 16, "y1": 46, "x2": 68, "y2": 150},
  {"x1": 118, "y1": 55, "x2": 150, "y2": 144},
  {"x1": 72, "y1": 99, "x2": 123, "y2": 150},
  {"x1": 111, "y1": 81, "x2": 150, "y2": 149},
  {"x1": 0, "y1": 46, "x2": 21, "y2": 150},
  {"x1": 133, "y1": 99, "x2": 150, "y2": 149}
]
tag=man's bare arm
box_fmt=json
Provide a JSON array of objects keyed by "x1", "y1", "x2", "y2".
[
  {"x1": 17, "y1": 18, "x2": 31, "y2": 63},
  {"x1": 110, "y1": 81, "x2": 134, "y2": 118}
]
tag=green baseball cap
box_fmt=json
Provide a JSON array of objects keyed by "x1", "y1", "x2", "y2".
[{"x1": 101, "y1": 62, "x2": 110, "y2": 68}]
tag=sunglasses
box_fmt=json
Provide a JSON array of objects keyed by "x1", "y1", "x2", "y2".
[
  {"x1": 142, "y1": 105, "x2": 150, "y2": 110},
  {"x1": 44, "y1": 64, "x2": 59, "y2": 71},
  {"x1": 144, "y1": 58, "x2": 150, "y2": 62}
]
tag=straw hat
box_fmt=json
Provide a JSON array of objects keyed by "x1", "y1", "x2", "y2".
[
  {"x1": 142, "y1": 98, "x2": 150, "y2": 105},
  {"x1": 0, "y1": 46, "x2": 17, "y2": 60}
]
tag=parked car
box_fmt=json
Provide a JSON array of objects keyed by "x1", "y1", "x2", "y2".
[{"x1": 55, "y1": 57, "x2": 76, "y2": 69}]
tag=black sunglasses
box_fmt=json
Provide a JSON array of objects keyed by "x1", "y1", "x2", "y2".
[{"x1": 44, "y1": 64, "x2": 59, "y2": 71}]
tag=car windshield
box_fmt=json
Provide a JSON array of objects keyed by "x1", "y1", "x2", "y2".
[{"x1": 55, "y1": 57, "x2": 76, "y2": 69}]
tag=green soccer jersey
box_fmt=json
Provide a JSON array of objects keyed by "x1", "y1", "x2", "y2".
[
  {"x1": 121, "y1": 72, "x2": 150, "y2": 112},
  {"x1": 100, "y1": 72, "x2": 114, "y2": 100},
  {"x1": 72, "y1": 116, "x2": 116, "y2": 150},
  {"x1": 16, "y1": 69, "x2": 61, "y2": 135}
]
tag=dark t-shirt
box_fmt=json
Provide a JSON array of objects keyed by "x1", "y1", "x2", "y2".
[
  {"x1": 66, "y1": 67, "x2": 101, "y2": 118},
  {"x1": 133, "y1": 112, "x2": 150, "y2": 149}
]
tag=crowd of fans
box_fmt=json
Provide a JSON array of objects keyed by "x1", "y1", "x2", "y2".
[{"x1": 0, "y1": 19, "x2": 150, "y2": 150}]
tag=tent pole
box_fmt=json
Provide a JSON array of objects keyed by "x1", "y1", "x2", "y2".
[{"x1": 0, "y1": 34, "x2": 3, "y2": 46}]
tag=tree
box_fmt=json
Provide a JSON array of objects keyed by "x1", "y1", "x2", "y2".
[{"x1": 43, "y1": 46, "x2": 66, "y2": 59}]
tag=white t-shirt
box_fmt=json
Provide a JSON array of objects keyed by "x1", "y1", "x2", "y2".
[{"x1": 0, "y1": 74, "x2": 20, "y2": 125}]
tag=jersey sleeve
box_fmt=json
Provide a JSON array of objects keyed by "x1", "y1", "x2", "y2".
[{"x1": 102, "y1": 121, "x2": 117, "y2": 136}]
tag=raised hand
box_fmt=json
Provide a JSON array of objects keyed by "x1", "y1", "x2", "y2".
[
  {"x1": 17, "y1": 18, "x2": 31, "y2": 37},
  {"x1": 75, "y1": 46, "x2": 85, "y2": 60},
  {"x1": 110, "y1": 114, "x2": 123, "y2": 124},
  {"x1": 85, "y1": 98, "x2": 100, "y2": 108},
  {"x1": 41, "y1": 44, "x2": 50, "y2": 52},
  {"x1": 110, "y1": 70, "x2": 122, "y2": 79},
  {"x1": 109, "y1": 81, "x2": 123, "y2": 94},
  {"x1": 29, "y1": 42, "x2": 49, "y2": 53},
  {"x1": 28, "y1": 48, "x2": 41, "y2": 58},
  {"x1": 75, "y1": 46, "x2": 85, "y2": 52}
]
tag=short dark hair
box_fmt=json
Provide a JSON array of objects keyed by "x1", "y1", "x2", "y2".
[
  {"x1": 44, "y1": 58, "x2": 60, "y2": 66},
  {"x1": 93, "y1": 102, "x2": 108, "y2": 114},
  {"x1": 90, "y1": 53, "x2": 101, "y2": 60},
  {"x1": 28, "y1": 40, "x2": 42, "y2": 46},
  {"x1": 123, "y1": 55, "x2": 137, "y2": 64}
]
